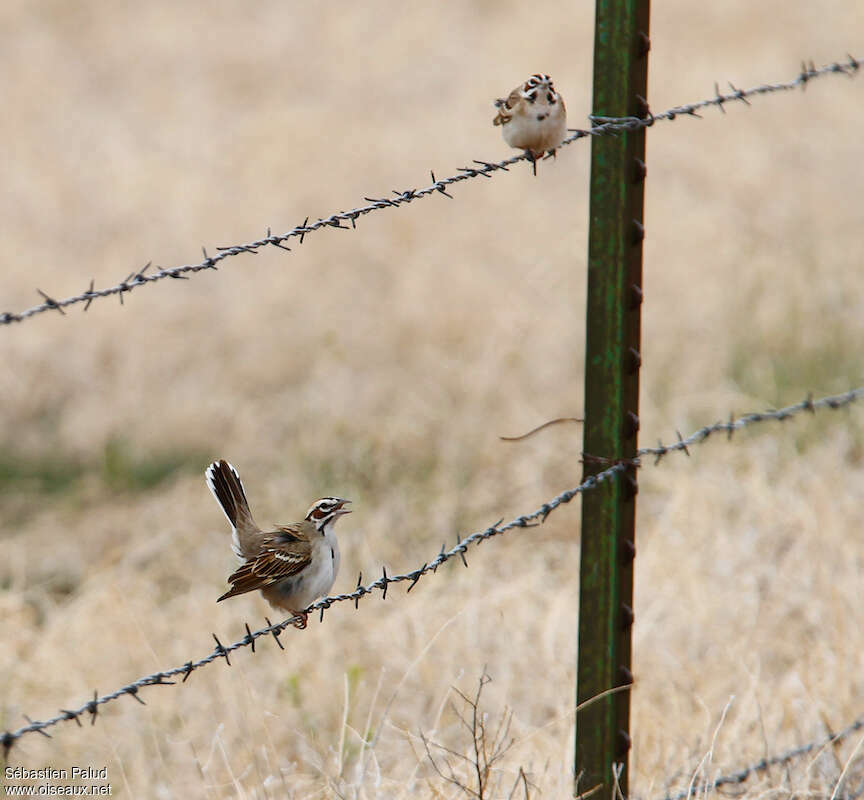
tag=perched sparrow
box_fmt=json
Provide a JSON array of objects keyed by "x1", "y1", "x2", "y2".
[
  {"x1": 205, "y1": 459, "x2": 352, "y2": 627},
  {"x1": 493, "y1": 73, "x2": 567, "y2": 174}
]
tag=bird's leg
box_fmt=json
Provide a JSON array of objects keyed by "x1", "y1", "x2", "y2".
[
  {"x1": 291, "y1": 610, "x2": 308, "y2": 630},
  {"x1": 526, "y1": 150, "x2": 538, "y2": 176}
]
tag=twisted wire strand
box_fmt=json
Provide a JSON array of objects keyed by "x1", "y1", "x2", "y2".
[
  {"x1": 636, "y1": 387, "x2": 864, "y2": 466},
  {"x1": 0, "y1": 56, "x2": 858, "y2": 328},
  {"x1": 3, "y1": 384, "x2": 862, "y2": 755},
  {"x1": 590, "y1": 55, "x2": 860, "y2": 131},
  {"x1": 658, "y1": 711, "x2": 864, "y2": 800}
]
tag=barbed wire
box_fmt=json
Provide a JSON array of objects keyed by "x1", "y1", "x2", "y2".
[
  {"x1": 3, "y1": 385, "x2": 862, "y2": 757},
  {"x1": 1, "y1": 55, "x2": 858, "y2": 328},
  {"x1": 590, "y1": 54, "x2": 859, "y2": 131},
  {"x1": 0, "y1": 462, "x2": 625, "y2": 759},
  {"x1": 658, "y1": 710, "x2": 864, "y2": 800},
  {"x1": 635, "y1": 386, "x2": 864, "y2": 466},
  {"x1": 551, "y1": 387, "x2": 864, "y2": 470}
]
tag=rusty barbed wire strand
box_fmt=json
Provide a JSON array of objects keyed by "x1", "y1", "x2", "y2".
[
  {"x1": 2, "y1": 385, "x2": 862, "y2": 756},
  {"x1": 636, "y1": 386, "x2": 864, "y2": 467},
  {"x1": 589, "y1": 55, "x2": 859, "y2": 131},
  {"x1": 516, "y1": 387, "x2": 864, "y2": 464},
  {"x1": 0, "y1": 55, "x2": 858, "y2": 328},
  {"x1": 658, "y1": 710, "x2": 864, "y2": 800},
  {"x1": 0, "y1": 464, "x2": 626, "y2": 758}
]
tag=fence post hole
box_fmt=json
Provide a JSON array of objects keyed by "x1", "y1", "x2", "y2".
[{"x1": 576, "y1": 0, "x2": 650, "y2": 795}]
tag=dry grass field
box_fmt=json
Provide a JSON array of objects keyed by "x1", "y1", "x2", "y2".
[{"x1": 1, "y1": 1, "x2": 863, "y2": 797}]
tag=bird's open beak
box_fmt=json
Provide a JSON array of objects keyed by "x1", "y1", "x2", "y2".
[{"x1": 336, "y1": 500, "x2": 353, "y2": 515}]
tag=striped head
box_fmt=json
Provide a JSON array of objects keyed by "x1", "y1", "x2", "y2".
[
  {"x1": 305, "y1": 497, "x2": 352, "y2": 533},
  {"x1": 520, "y1": 73, "x2": 561, "y2": 106}
]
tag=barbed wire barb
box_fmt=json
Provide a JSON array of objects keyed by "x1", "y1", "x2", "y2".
[
  {"x1": 243, "y1": 622, "x2": 256, "y2": 653},
  {"x1": 2, "y1": 385, "x2": 862, "y2": 754},
  {"x1": 263, "y1": 617, "x2": 285, "y2": 650},
  {"x1": 0, "y1": 56, "x2": 858, "y2": 328}
]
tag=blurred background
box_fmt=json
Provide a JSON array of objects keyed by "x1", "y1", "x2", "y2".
[{"x1": 0, "y1": 1, "x2": 862, "y2": 796}]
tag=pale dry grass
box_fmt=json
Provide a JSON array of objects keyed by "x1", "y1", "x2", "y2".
[{"x1": 1, "y1": 1, "x2": 863, "y2": 797}]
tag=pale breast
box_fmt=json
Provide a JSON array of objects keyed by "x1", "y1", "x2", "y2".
[
  {"x1": 502, "y1": 100, "x2": 567, "y2": 155},
  {"x1": 263, "y1": 532, "x2": 340, "y2": 612}
]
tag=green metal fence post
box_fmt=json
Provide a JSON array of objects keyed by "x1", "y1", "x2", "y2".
[{"x1": 575, "y1": 0, "x2": 650, "y2": 796}]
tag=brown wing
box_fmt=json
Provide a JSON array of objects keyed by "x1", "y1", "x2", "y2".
[
  {"x1": 217, "y1": 524, "x2": 312, "y2": 602},
  {"x1": 493, "y1": 86, "x2": 523, "y2": 126}
]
